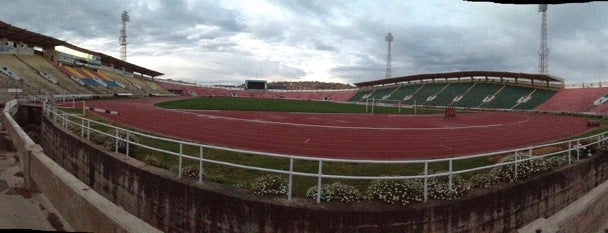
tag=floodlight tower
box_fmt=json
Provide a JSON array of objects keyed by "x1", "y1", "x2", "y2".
[
  {"x1": 538, "y1": 4, "x2": 549, "y2": 75},
  {"x1": 119, "y1": 11, "x2": 130, "y2": 61},
  {"x1": 385, "y1": 33, "x2": 393, "y2": 79}
]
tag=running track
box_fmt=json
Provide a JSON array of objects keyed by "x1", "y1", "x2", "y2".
[{"x1": 84, "y1": 97, "x2": 593, "y2": 160}]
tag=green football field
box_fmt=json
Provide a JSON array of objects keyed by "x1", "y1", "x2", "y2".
[{"x1": 154, "y1": 96, "x2": 442, "y2": 114}]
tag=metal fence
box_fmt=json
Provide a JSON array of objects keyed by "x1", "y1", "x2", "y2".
[{"x1": 42, "y1": 101, "x2": 608, "y2": 203}]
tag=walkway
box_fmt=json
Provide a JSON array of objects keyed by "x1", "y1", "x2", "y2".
[{"x1": 0, "y1": 129, "x2": 71, "y2": 231}]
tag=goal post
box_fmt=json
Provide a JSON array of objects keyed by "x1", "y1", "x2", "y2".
[{"x1": 363, "y1": 98, "x2": 406, "y2": 113}]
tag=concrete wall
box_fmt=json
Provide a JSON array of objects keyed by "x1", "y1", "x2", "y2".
[
  {"x1": 519, "y1": 176, "x2": 608, "y2": 233},
  {"x1": 36, "y1": 105, "x2": 608, "y2": 233},
  {"x1": 1, "y1": 102, "x2": 160, "y2": 233}
]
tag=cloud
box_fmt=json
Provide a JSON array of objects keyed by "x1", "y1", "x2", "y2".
[{"x1": 0, "y1": 1, "x2": 606, "y2": 85}]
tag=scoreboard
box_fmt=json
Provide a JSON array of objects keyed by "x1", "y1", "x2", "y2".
[{"x1": 245, "y1": 80, "x2": 267, "y2": 90}]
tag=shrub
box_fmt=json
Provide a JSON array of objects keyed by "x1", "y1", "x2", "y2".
[
  {"x1": 366, "y1": 179, "x2": 423, "y2": 205},
  {"x1": 545, "y1": 154, "x2": 569, "y2": 168},
  {"x1": 207, "y1": 174, "x2": 228, "y2": 183},
  {"x1": 306, "y1": 182, "x2": 362, "y2": 203},
  {"x1": 181, "y1": 165, "x2": 201, "y2": 178},
  {"x1": 573, "y1": 140, "x2": 597, "y2": 158},
  {"x1": 491, "y1": 154, "x2": 548, "y2": 183},
  {"x1": 67, "y1": 123, "x2": 82, "y2": 135},
  {"x1": 234, "y1": 182, "x2": 248, "y2": 189},
  {"x1": 250, "y1": 174, "x2": 287, "y2": 196},
  {"x1": 597, "y1": 143, "x2": 608, "y2": 153},
  {"x1": 143, "y1": 155, "x2": 162, "y2": 167},
  {"x1": 469, "y1": 172, "x2": 499, "y2": 188},
  {"x1": 426, "y1": 171, "x2": 471, "y2": 200},
  {"x1": 582, "y1": 144, "x2": 596, "y2": 157},
  {"x1": 89, "y1": 131, "x2": 107, "y2": 145},
  {"x1": 103, "y1": 130, "x2": 137, "y2": 154}
]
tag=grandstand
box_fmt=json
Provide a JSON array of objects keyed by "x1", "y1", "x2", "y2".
[
  {"x1": 156, "y1": 80, "x2": 358, "y2": 101},
  {"x1": 344, "y1": 71, "x2": 608, "y2": 117},
  {"x1": 536, "y1": 87, "x2": 608, "y2": 114},
  {"x1": 350, "y1": 71, "x2": 566, "y2": 111},
  {"x1": 156, "y1": 70, "x2": 608, "y2": 117},
  {"x1": 0, "y1": 21, "x2": 170, "y2": 97}
]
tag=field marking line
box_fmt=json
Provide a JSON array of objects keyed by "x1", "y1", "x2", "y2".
[{"x1": 177, "y1": 111, "x2": 513, "y2": 131}]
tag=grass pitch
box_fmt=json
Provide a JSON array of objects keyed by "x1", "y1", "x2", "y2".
[{"x1": 154, "y1": 96, "x2": 442, "y2": 114}]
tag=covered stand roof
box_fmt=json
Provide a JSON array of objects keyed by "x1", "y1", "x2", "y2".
[
  {"x1": 0, "y1": 21, "x2": 163, "y2": 77},
  {"x1": 354, "y1": 71, "x2": 564, "y2": 88},
  {"x1": 0, "y1": 21, "x2": 65, "y2": 48},
  {"x1": 61, "y1": 43, "x2": 163, "y2": 77}
]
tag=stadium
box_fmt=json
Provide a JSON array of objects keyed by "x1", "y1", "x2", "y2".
[{"x1": 1, "y1": 7, "x2": 608, "y2": 233}]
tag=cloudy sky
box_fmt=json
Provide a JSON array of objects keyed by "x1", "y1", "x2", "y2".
[{"x1": 0, "y1": 1, "x2": 606, "y2": 85}]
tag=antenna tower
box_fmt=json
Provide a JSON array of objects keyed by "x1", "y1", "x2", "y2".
[
  {"x1": 120, "y1": 11, "x2": 130, "y2": 61},
  {"x1": 385, "y1": 33, "x2": 393, "y2": 79},
  {"x1": 538, "y1": 4, "x2": 549, "y2": 74}
]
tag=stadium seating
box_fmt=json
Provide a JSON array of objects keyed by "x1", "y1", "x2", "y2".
[
  {"x1": 14, "y1": 54, "x2": 93, "y2": 94},
  {"x1": 0, "y1": 66, "x2": 20, "y2": 81},
  {"x1": 347, "y1": 80, "x2": 569, "y2": 111},
  {"x1": 350, "y1": 80, "x2": 562, "y2": 110},
  {"x1": 325, "y1": 91, "x2": 356, "y2": 102},
  {"x1": 0, "y1": 50, "x2": 170, "y2": 96},
  {"x1": 364, "y1": 87, "x2": 396, "y2": 101},
  {"x1": 155, "y1": 82, "x2": 357, "y2": 102},
  {"x1": 451, "y1": 83, "x2": 502, "y2": 108},
  {"x1": 348, "y1": 90, "x2": 372, "y2": 102},
  {"x1": 589, "y1": 99, "x2": 608, "y2": 115},
  {"x1": 79, "y1": 69, "x2": 106, "y2": 87},
  {"x1": 428, "y1": 83, "x2": 473, "y2": 106},
  {"x1": 0, "y1": 54, "x2": 73, "y2": 95},
  {"x1": 513, "y1": 88, "x2": 556, "y2": 110},
  {"x1": 536, "y1": 87, "x2": 608, "y2": 113},
  {"x1": 38, "y1": 71, "x2": 58, "y2": 84},
  {"x1": 385, "y1": 85, "x2": 423, "y2": 103},
  {"x1": 62, "y1": 65, "x2": 164, "y2": 95},
  {"x1": 401, "y1": 83, "x2": 447, "y2": 105},
  {"x1": 84, "y1": 69, "x2": 124, "y2": 88},
  {"x1": 483, "y1": 85, "x2": 534, "y2": 109},
  {"x1": 99, "y1": 70, "x2": 148, "y2": 95},
  {"x1": 417, "y1": 83, "x2": 448, "y2": 105},
  {"x1": 98, "y1": 72, "x2": 126, "y2": 88},
  {"x1": 59, "y1": 66, "x2": 98, "y2": 86}
]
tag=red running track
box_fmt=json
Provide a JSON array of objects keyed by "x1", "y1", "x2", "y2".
[{"x1": 83, "y1": 97, "x2": 593, "y2": 160}]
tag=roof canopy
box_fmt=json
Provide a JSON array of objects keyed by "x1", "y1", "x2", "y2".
[
  {"x1": 354, "y1": 71, "x2": 564, "y2": 88},
  {"x1": 0, "y1": 21, "x2": 64, "y2": 48},
  {"x1": 0, "y1": 21, "x2": 163, "y2": 77},
  {"x1": 61, "y1": 43, "x2": 163, "y2": 77}
]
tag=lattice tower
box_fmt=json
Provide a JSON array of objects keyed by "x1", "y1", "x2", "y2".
[
  {"x1": 120, "y1": 11, "x2": 129, "y2": 61},
  {"x1": 385, "y1": 33, "x2": 393, "y2": 79},
  {"x1": 538, "y1": 4, "x2": 549, "y2": 74}
]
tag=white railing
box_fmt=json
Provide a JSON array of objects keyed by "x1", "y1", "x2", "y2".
[
  {"x1": 3, "y1": 99, "x2": 18, "y2": 116},
  {"x1": 565, "y1": 81, "x2": 608, "y2": 89},
  {"x1": 43, "y1": 102, "x2": 608, "y2": 203}
]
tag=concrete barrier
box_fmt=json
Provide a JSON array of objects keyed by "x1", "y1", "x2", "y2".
[
  {"x1": 519, "y1": 175, "x2": 608, "y2": 233},
  {"x1": 1, "y1": 100, "x2": 161, "y2": 233}
]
